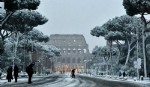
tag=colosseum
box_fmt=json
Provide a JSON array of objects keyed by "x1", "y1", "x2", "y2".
[{"x1": 47, "y1": 34, "x2": 92, "y2": 73}]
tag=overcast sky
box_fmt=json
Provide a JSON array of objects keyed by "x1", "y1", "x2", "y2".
[{"x1": 36, "y1": 0, "x2": 126, "y2": 52}]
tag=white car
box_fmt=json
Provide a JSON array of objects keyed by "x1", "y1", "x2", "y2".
[{"x1": 19, "y1": 72, "x2": 28, "y2": 77}]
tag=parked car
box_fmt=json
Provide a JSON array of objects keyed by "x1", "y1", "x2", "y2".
[{"x1": 19, "y1": 71, "x2": 28, "y2": 77}]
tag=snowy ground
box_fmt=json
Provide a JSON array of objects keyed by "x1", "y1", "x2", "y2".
[
  {"x1": 96, "y1": 75, "x2": 150, "y2": 84},
  {"x1": 0, "y1": 73, "x2": 55, "y2": 86},
  {"x1": 80, "y1": 74, "x2": 150, "y2": 86},
  {"x1": 29, "y1": 74, "x2": 97, "y2": 87},
  {"x1": 0, "y1": 77, "x2": 41, "y2": 85},
  {"x1": 0, "y1": 74, "x2": 97, "y2": 87},
  {"x1": 31, "y1": 74, "x2": 150, "y2": 87},
  {"x1": 0, "y1": 73, "x2": 150, "y2": 87}
]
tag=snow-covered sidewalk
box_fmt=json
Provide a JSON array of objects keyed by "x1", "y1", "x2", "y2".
[
  {"x1": 79, "y1": 74, "x2": 150, "y2": 86},
  {"x1": 0, "y1": 77, "x2": 39, "y2": 85},
  {"x1": 0, "y1": 74, "x2": 53, "y2": 85}
]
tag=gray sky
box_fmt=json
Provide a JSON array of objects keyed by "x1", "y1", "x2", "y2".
[{"x1": 36, "y1": 0, "x2": 126, "y2": 52}]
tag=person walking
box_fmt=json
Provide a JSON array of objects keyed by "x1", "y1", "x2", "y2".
[
  {"x1": 6, "y1": 66, "x2": 13, "y2": 82},
  {"x1": 26, "y1": 63, "x2": 35, "y2": 84},
  {"x1": 119, "y1": 72, "x2": 122, "y2": 77},
  {"x1": 123, "y1": 71, "x2": 126, "y2": 77},
  {"x1": 14, "y1": 65, "x2": 19, "y2": 82},
  {"x1": 149, "y1": 72, "x2": 150, "y2": 81},
  {"x1": 0, "y1": 69, "x2": 2, "y2": 79},
  {"x1": 71, "y1": 69, "x2": 76, "y2": 78}
]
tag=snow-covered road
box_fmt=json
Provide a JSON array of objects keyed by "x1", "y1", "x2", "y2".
[
  {"x1": 30, "y1": 75, "x2": 97, "y2": 87},
  {"x1": 1, "y1": 74, "x2": 150, "y2": 87}
]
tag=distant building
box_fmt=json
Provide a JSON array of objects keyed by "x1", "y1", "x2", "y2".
[{"x1": 47, "y1": 34, "x2": 92, "y2": 73}]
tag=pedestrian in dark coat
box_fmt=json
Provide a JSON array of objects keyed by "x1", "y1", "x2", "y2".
[
  {"x1": 123, "y1": 71, "x2": 126, "y2": 77},
  {"x1": 71, "y1": 69, "x2": 75, "y2": 78},
  {"x1": 26, "y1": 63, "x2": 34, "y2": 84},
  {"x1": 6, "y1": 66, "x2": 13, "y2": 82},
  {"x1": 14, "y1": 65, "x2": 19, "y2": 82},
  {"x1": 149, "y1": 72, "x2": 150, "y2": 81},
  {"x1": 119, "y1": 72, "x2": 122, "y2": 77},
  {"x1": 0, "y1": 69, "x2": 2, "y2": 79}
]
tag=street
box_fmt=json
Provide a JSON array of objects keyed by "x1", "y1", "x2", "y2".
[
  {"x1": 30, "y1": 75, "x2": 97, "y2": 87},
  {"x1": 1, "y1": 74, "x2": 149, "y2": 87},
  {"x1": 0, "y1": 74, "x2": 97, "y2": 87}
]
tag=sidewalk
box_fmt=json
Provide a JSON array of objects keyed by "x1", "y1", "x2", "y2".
[
  {"x1": 0, "y1": 74, "x2": 53, "y2": 85},
  {"x1": 80, "y1": 74, "x2": 150, "y2": 86}
]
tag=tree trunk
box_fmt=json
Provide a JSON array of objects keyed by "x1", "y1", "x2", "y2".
[
  {"x1": 106, "y1": 63, "x2": 109, "y2": 75},
  {"x1": 125, "y1": 42, "x2": 131, "y2": 66},
  {"x1": 136, "y1": 28, "x2": 140, "y2": 80},
  {"x1": 13, "y1": 32, "x2": 19, "y2": 68},
  {"x1": 109, "y1": 40, "x2": 113, "y2": 75},
  {"x1": 115, "y1": 41, "x2": 122, "y2": 63},
  {"x1": 140, "y1": 14, "x2": 147, "y2": 77},
  {"x1": 142, "y1": 29, "x2": 147, "y2": 77}
]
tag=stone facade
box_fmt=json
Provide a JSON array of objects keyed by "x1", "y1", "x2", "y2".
[{"x1": 47, "y1": 34, "x2": 92, "y2": 73}]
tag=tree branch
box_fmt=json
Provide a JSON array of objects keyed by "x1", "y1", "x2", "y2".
[
  {"x1": 2, "y1": 30, "x2": 5, "y2": 35},
  {"x1": 146, "y1": 20, "x2": 150, "y2": 24},
  {"x1": 130, "y1": 44, "x2": 136, "y2": 52},
  {"x1": 0, "y1": 11, "x2": 15, "y2": 28},
  {"x1": 141, "y1": 13, "x2": 147, "y2": 26}
]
